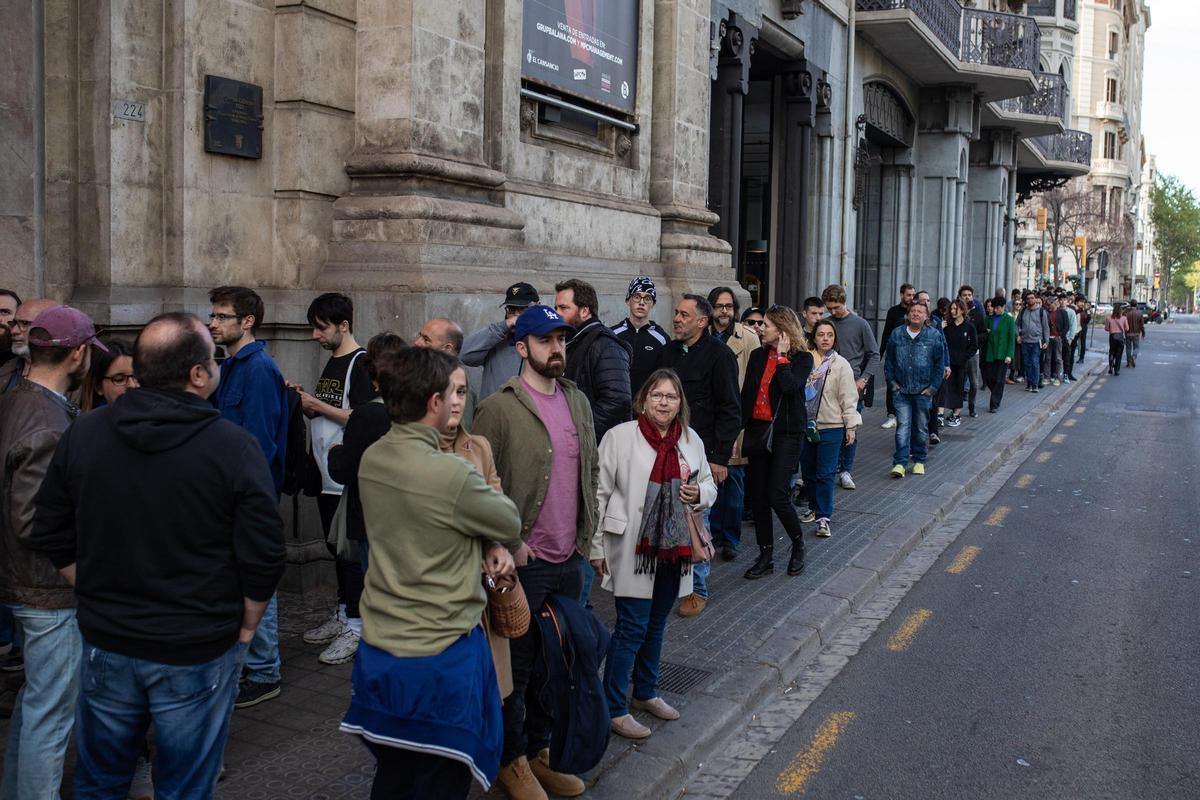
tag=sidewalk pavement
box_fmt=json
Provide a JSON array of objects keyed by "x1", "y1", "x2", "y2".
[{"x1": 2, "y1": 357, "x2": 1098, "y2": 799}]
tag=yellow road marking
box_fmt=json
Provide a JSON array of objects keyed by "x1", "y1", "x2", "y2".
[
  {"x1": 1036, "y1": 451, "x2": 1052, "y2": 463},
  {"x1": 945, "y1": 545, "x2": 982, "y2": 574},
  {"x1": 1086, "y1": 392, "x2": 1096, "y2": 399},
  {"x1": 1051, "y1": 433, "x2": 1066, "y2": 444},
  {"x1": 1015, "y1": 474, "x2": 1034, "y2": 489},
  {"x1": 1064, "y1": 418, "x2": 1078, "y2": 427},
  {"x1": 775, "y1": 711, "x2": 857, "y2": 794},
  {"x1": 1073, "y1": 405, "x2": 1087, "y2": 414},
  {"x1": 985, "y1": 505, "x2": 1011, "y2": 526},
  {"x1": 886, "y1": 609, "x2": 933, "y2": 652}
]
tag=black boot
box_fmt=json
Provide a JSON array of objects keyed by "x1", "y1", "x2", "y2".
[
  {"x1": 787, "y1": 536, "x2": 805, "y2": 576},
  {"x1": 743, "y1": 547, "x2": 774, "y2": 580}
]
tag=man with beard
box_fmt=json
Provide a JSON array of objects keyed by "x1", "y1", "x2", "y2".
[
  {"x1": 0, "y1": 289, "x2": 20, "y2": 369},
  {"x1": 473, "y1": 305, "x2": 599, "y2": 800},
  {"x1": 0, "y1": 306, "x2": 100, "y2": 797},
  {"x1": 291, "y1": 293, "x2": 377, "y2": 676},
  {"x1": 207, "y1": 286, "x2": 291, "y2": 703},
  {"x1": 0, "y1": 297, "x2": 59, "y2": 395}
]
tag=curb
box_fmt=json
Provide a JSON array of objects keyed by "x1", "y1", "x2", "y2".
[{"x1": 589, "y1": 360, "x2": 1105, "y2": 800}]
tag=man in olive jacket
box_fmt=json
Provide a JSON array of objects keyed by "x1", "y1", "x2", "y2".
[{"x1": 472, "y1": 305, "x2": 599, "y2": 800}]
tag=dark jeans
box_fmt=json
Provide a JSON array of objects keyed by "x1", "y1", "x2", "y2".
[
  {"x1": 1108, "y1": 334, "x2": 1125, "y2": 374},
  {"x1": 1064, "y1": 335, "x2": 1076, "y2": 379},
  {"x1": 708, "y1": 465, "x2": 745, "y2": 551},
  {"x1": 746, "y1": 428, "x2": 804, "y2": 550},
  {"x1": 837, "y1": 398, "x2": 865, "y2": 473},
  {"x1": 800, "y1": 428, "x2": 842, "y2": 521},
  {"x1": 983, "y1": 360, "x2": 1008, "y2": 410},
  {"x1": 73, "y1": 640, "x2": 244, "y2": 800},
  {"x1": 366, "y1": 742, "x2": 472, "y2": 800},
  {"x1": 1020, "y1": 342, "x2": 1042, "y2": 388},
  {"x1": 603, "y1": 568, "x2": 681, "y2": 718},
  {"x1": 885, "y1": 383, "x2": 897, "y2": 417},
  {"x1": 502, "y1": 553, "x2": 583, "y2": 765},
  {"x1": 318, "y1": 492, "x2": 364, "y2": 619}
]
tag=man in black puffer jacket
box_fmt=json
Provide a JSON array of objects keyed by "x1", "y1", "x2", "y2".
[{"x1": 555, "y1": 279, "x2": 632, "y2": 445}]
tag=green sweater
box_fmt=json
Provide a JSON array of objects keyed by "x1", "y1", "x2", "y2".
[
  {"x1": 357, "y1": 422, "x2": 522, "y2": 657},
  {"x1": 984, "y1": 313, "x2": 1016, "y2": 363}
]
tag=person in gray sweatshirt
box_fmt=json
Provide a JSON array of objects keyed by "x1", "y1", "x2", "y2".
[
  {"x1": 460, "y1": 282, "x2": 539, "y2": 400},
  {"x1": 821, "y1": 285, "x2": 880, "y2": 490},
  {"x1": 1015, "y1": 292, "x2": 1049, "y2": 392}
]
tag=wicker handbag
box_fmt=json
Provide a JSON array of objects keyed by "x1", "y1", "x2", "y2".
[{"x1": 485, "y1": 573, "x2": 530, "y2": 638}]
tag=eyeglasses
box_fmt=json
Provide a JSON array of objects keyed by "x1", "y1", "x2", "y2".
[
  {"x1": 208, "y1": 313, "x2": 242, "y2": 323},
  {"x1": 648, "y1": 392, "x2": 680, "y2": 404},
  {"x1": 629, "y1": 293, "x2": 654, "y2": 305},
  {"x1": 12, "y1": 319, "x2": 33, "y2": 331},
  {"x1": 103, "y1": 373, "x2": 135, "y2": 386},
  {"x1": 713, "y1": 303, "x2": 735, "y2": 311}
]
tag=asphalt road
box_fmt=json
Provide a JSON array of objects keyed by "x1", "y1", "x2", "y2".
[{"x1": 727, "y1": 319, "x2": 1200, "y2": 800}]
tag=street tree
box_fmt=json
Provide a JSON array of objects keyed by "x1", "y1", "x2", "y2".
[
  {"x1": 1024, "y1": 177, "x2": 1133, "y2": 291},
  {"x1": 1149, "y1": 174, "x2": 1200, "y2": 308}
]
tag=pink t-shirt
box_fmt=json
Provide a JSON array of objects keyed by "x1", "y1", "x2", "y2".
[{"x1": 521, "y1": 378, "x2": 581, "y2": 564}]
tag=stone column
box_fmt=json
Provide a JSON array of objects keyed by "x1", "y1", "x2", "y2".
[
  {"x1": 912, "y1": 87, "x2": 974, "y2": 298},
  {"x1": 651, "y1": 0, "x2": 733, "y2": 293},
  {"x1": 774, "y1": 60, "x2": 817, "y2": 310},
  {"x1": 707, "y1": 13, "x2": 756, "y2": 281}
]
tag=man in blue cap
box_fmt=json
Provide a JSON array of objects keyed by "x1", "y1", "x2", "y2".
[{"x1": 473, "y1": 306, "x2": 599, "y2": 800}]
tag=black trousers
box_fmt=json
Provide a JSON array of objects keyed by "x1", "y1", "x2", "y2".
[
  {"x1": 1108, "y1": 334, "x2": 1125, "y2": 374},
  {"x1": 502, "y1": 552, "x2": 583, "y2": 765},
  {"x1": 367, "y1": 743, "x2": 472, "y2": 800},
  {"x1": 1064, "y1": 334, "x2": 1076, "y2": 379},
  {"x1": 886, "y1": 383, "x2": 897, "y2": 417},
  {"x1": 983, "y1": 360, "x2": 1007, "y2": 410},
  {"x1": 746, "y1": 429, "x2": 804, "y2": 550},
  {"x1": 318, "y1": 492, "x2": 365, "y2": 619}
]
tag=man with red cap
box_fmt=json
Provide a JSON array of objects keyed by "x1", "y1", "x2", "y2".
[{"x1": 0, "y1": 305, "x2": 102, "y2": 798}]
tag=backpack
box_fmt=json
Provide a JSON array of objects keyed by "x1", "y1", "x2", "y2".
[{"x1": 281, "y1": 386, "x2": 320, "y2": 497}]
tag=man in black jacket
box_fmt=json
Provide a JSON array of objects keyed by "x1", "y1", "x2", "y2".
[
  {"x1": 958, "y1": 285, "x2": 988, "y2": 417},
  {"x1": 656, "y1": 294, "x2": 740, "y2": 617},
  {"x1": 31, "y1": 312, "x2": 285, "y2": 799},
  {"x1": 879, "y1": 283, "x2": 915, "y2": 428},
  {"x1": 555, "y1": 278, "x2": 632, "y2": 444}
]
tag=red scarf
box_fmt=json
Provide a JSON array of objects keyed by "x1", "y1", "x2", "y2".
[
  {"x1": 634, "y1": 415, "x2": 691, "y2": 571},
  {"x1": 753, "y1": 346, "x2": 788, "y2": 421}
]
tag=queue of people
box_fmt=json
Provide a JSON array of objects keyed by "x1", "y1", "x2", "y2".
[{"x1": 0, "y1": 275, "x2": 1114, "y2": 799}]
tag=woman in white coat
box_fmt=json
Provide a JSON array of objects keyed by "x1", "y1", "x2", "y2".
[{"x1": 590, "y1": 368, "x2": 718, "y2": 740}]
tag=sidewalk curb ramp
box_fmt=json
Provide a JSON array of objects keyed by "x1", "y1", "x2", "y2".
[{"x1": 587, "y1": 361, "x2": 1105, "y2": 800}]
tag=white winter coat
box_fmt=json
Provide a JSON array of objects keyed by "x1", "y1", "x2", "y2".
[{"x1": 589, "y1": 419, "x2": 719, "y2": 600}]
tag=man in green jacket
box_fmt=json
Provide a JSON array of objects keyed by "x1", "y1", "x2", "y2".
[
  {"x1": 473, "y1": 305, "x2": 599, "y2": 800},
  {"x1": 982, "y1": 296, "x2": 1015, "y2": 412}
]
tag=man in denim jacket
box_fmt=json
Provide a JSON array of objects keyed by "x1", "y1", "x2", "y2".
[{"x1": 884, "y1": 302, "x2": 945, "y2": 478}]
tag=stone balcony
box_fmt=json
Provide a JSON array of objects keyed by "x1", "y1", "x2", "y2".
[{"x1": 855, "y1": 0, "x2": 1039, "y2": 101}]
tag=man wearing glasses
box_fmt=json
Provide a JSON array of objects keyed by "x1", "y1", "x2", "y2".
[
  {"x1": 208, "y1": 286, "x2": 289, "y2": 708},
  {"x1": 611, "y1": 277, "x2": 668, "y2": 400},
  {"x1": 0, "y1": 297, "x2": 59, "y2": 395}
]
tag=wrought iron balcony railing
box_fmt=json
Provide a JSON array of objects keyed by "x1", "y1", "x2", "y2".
[
  {"x1": 995, "y1": 72, "x2": 1068, "y2": 120},
  {"x1": 1030, "y1": 129, "x2": 1092, "y2": 166},
  {"x1": 856, "y1": 0, "x2": 963, "y2": 55},
  {"x1": 961, "y1": 8, "x2": 1041, "y2": 73}
]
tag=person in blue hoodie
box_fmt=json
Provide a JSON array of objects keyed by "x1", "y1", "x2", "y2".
[
  {"x1": 884, "y1": 301, "x2": 945, "y2": 479},
  {"x1": 208, "y1": 286, "x2": 289, "y2": 709}
]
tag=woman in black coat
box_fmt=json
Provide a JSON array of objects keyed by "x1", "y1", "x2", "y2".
[
  {"x1": 740, "y1": 305, "x2": 814, "y2": 580},
  {"x1": 938, "y1": 300, "x2": 978, "y2": 426}
]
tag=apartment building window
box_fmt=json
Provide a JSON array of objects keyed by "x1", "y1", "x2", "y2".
[
  {"x1": 1108, "y1": 31, "x2": 1120, "y2": 59},
  {"x1": 1103, "y1": 131, "x2": 1117, "y2": 159},
  {"x1": 1111, "y1": 188, "x2": 1122, "y2": 222},
  {"x1": 1097, "y1": 189, "x2": 1107, "y2": 219},
  {"x1": 1106, "y1": 78, "x2": 1119, "y2": 103}
]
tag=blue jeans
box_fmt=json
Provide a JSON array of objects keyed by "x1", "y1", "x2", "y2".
[
  {"x1": 837, "y1": 398, "x2": 865, "y2": 473},
  {"x1": 603, "y1": 568, "x2": 681, "y2": 718},
  {"x1": 893, "y1": 393, "x2": 931, "y2": 467},
  {"x1": 244, "y1": 593, "x2": 280, "y2": 684},
  {"x1": 801, "y1": 428, "x2": 844, "y2": 521},
  {"x1": 73, "y1": 639, "x2": 246, "y2": 800},
  {"x1": 708, "y1": 465, "x2": 745, "y2": 551},
  {"x1": 1021, "y1": 341, "x2": 1042, "y2": 388},
  {"x1": 1, "y1": 605, "x2": 80, "y2": 800},
  {"x1": 691, "y1": 508, "x2": 712, "y2": 599},
  {"x1": 579, "y1": 559, "x2": 596, "y2": 606}
]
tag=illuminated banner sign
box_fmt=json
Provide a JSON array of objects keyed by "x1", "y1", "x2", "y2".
[{"x1": 521, "y1": 0, "x2": 640, "y2": 115}]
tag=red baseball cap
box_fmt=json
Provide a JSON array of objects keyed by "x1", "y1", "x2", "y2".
[{"x1": 26, "y1": 306, "x2": 108, "y2": 352}]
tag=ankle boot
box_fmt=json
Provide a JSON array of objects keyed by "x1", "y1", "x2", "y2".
[
  {"x1": 787, "y1": 536, "x2": 805, "y2": 576},
  {"x1": 743, "y1": 547, "x2": 774, "y2": 580}
]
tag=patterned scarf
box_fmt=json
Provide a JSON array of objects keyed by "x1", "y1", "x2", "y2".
[
  {"x1": 805, "y1": 354, "x2": 833, "y2": 419},
  {"x1": 634, "y1": 415, "x2": 691, "y2": 574}
]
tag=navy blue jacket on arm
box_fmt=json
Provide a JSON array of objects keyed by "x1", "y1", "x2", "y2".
[{"x1": 214, "y1": 340, "x2": 289, "y2": 495}]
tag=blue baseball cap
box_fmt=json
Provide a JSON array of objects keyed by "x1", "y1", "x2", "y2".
[{"x1": 514, "y1": 305, "x2": 573, "y2": 341}]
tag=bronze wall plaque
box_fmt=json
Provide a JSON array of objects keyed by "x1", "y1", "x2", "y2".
[{"x1": 203, "y1": 75, "x2": 263, "y2": 159}]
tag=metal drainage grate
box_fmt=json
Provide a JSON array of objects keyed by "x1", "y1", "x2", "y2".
[{"x1": 657, "y1": 662, "x2": 713, "y2": 696}]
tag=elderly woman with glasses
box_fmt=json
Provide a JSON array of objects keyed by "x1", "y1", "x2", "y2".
[{"x1": 590, "y1": 368, "x2": 717, "y2": 740}]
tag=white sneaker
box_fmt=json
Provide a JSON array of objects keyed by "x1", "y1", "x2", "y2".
[
  {"x1": 838, "y1": 471, "x2": 857, "y2": 490},
  {"x1": 881, "y1": 416, "x2": 897, "y2": 429},
  {"x1": 303, "y1": 610, "x2": 347, "y2": 645},
  {"x1": 127, "y1": 756, "x2": 153, "y2": 800},
  {"x1": 318, "y1": 628, "x2": 360, "y2": 665}
]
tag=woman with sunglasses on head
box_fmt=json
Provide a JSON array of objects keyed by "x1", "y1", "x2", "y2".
[
  {"x1": 740, "y1": 306, "x2": 813, "y2": 580},
  {"x1": 79, "y1": 339, "x2": 137, "y2": 412}
]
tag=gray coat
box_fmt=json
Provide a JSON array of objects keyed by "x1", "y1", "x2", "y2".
[{"x1": 461, "y1": 321, "x2": 523, "y2": 400}]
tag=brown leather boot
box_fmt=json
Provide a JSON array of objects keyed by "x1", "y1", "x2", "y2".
[
  {"x1": 497, "y1": 756, "x2": 549, "y2": 800},
  {"x1": 530, "y1": 749, "x2": 585, "y2": 797}
]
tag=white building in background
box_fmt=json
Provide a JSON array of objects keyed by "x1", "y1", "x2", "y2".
[{"x1": 1134, "y1": 152, "x2": 1159, "y2": 303}]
